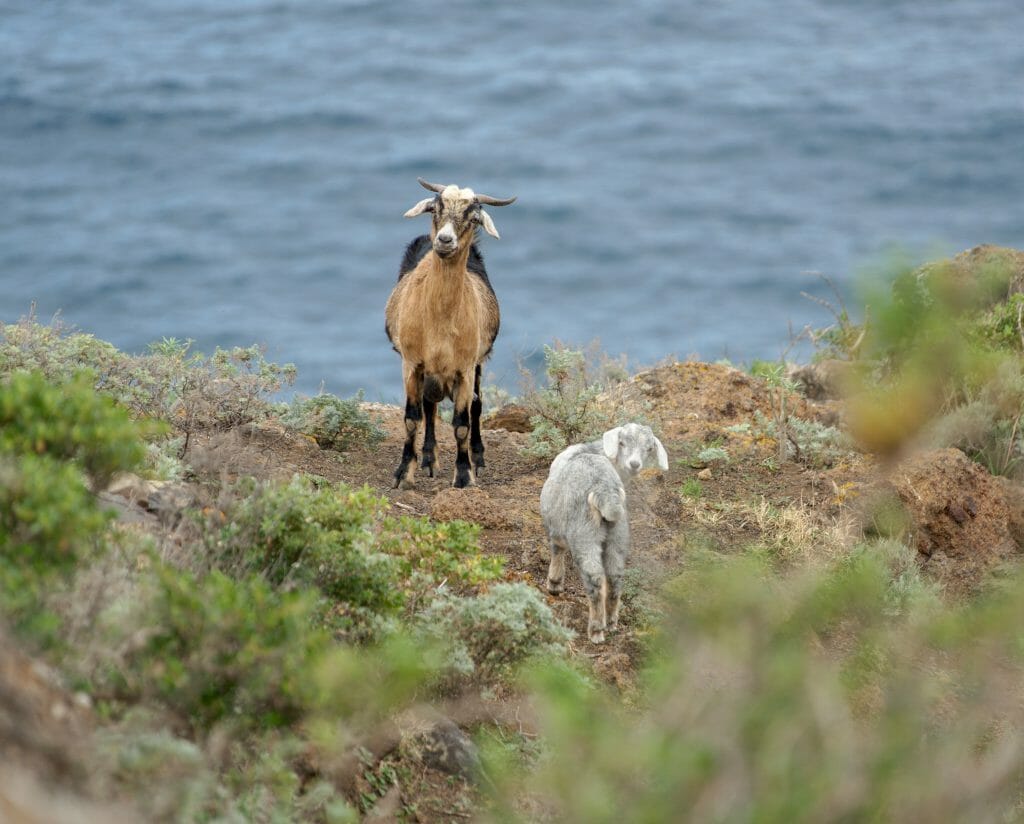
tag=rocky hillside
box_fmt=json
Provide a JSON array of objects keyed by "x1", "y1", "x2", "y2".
[{"x1": 2, "y1": 244, "x2": 1023, "y2": 820}]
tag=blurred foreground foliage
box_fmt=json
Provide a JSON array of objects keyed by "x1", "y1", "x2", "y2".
[
  {"x1": 821, "y1": 246, "x2": 1024, "y2": 476},
  {"x1": 487, "y1": 544, "x2": 1024, "y2": 822}
]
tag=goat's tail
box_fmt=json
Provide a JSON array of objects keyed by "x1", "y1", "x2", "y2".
[
  {"x1": 587, "y1": 488, "x2": 625, "y2": 524},
  {"x1": 423, "y1": 374, "x2": 445, "y2": 404}
]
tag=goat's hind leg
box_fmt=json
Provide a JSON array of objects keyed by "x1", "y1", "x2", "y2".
[
  {"x1": 451, "y1": 374, "x2": 476, "y2": 488},
  {"x1": 579, "y1": 554, "x2": 608, "y2": 644},
  {"x1": 545, "y1": 537, "x2": 568, "y2": 595},
  {"x1": 470, "y1": 364, "x2": 486, "y2": 473},
  {"x1": 604, "y1": 525, "x2": 629, "y2": 633},
  {"x1": 420, "y1": 398, "x2": 437, "y2": 477}
]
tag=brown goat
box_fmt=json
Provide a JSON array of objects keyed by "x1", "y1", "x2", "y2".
[{"x1": 385, "y1": 178, "x2": 516, "y2": 488}]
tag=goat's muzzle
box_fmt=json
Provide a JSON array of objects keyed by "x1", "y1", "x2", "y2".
[{"x1": 433, "y1": 231, "x2": 457, "y2": 257}]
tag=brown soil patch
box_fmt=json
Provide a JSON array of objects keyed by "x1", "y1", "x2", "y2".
[
  {"x1": 890, "y1": 448, "x2": 1020, "y2": 597},
  {"x1": 603, "y1": 360, "x2": 842, "y2": 442}
]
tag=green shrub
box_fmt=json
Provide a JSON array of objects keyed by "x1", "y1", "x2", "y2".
[
  {"x1": 1, "y1": 318, "x2": 296, "y2": 453},
  {"x1": 822, "y1": 250, "x2": 1024, "y2": 461},
  {"x1": 0, "y1": 370, "x2": 147, "y2": 489},
  {"x1": 207, "y1": 477, "x2": 402, "y2": 641},
  {"x1": 418, "y1": 583, "x2": 572, "y2": 689},
  {"x1": 122, "y1": 565, "x2": 330, "y2": 732},
  {"x1": 523, "y1": 344, "x2": 618, "y2": 459},
  {"x1": 98, "y1": 719, "x2": 356, "y2": 823},
  {"x1": 0, "y1": 371, "x2": 146, "y2": 646},
  {"x1": 207, "y1": 476, "x2": 503, "y2": 641},
  {"x1": 132, "y1": 338, "x2": 296, "y2": 439},
  {"x1": 732, "y1": 410, "x2": 854, "y2": 468},
  {"x1": 377, "y1": 516, "x2": 504, "y2": 613},
  {"x1": 976, "y1": 292, "x2": 1024, "y2": 352},
  {"x1": 0, "y1": 313, "x2": 131, "y2": 386},
  {"x1": 279, "y1": 391, "x2": 385, "y2": 450}
]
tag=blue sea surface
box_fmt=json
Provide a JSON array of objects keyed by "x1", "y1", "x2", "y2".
[{"x1": 2, "y1": 1, "x2": 1023, "y2": 400}]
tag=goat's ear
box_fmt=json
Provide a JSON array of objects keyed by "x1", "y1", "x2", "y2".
[
  {"x1": 478, "y1": 208, "x2": 501, "y2": 239},
  {"x1": 404, "y1": 198, "x2": 435, "y2": 218},
  {"x1": 650, "y1": 436, "x2": 669, "y2": 471},
  {"x1": 602, "y1": 428, "x2": 621, "y2": 461}
]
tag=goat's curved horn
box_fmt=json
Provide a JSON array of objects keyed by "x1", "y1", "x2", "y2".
[
  {"x1": 475, "y1": 193, "x2": 517, "y2": 207},
  {"x1": 417, "y1": 177, "x2": 447, "y2": 193}
]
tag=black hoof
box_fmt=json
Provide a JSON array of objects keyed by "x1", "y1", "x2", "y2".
[
  {"x1": 420, "y1": 454, "x2": 435, "y2": 477},
  {"x1": 453, "y1": 468, "x2": 474, "y2": 489}
]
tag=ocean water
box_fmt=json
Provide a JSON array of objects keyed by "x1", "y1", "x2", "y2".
[{"x1": 2, "y1": 1, "x2": 1023, "y2": 401}]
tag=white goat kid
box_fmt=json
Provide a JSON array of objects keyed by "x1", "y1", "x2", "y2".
[{"x1": 540, "y1": 423, "x2": 669, "y2": 643}]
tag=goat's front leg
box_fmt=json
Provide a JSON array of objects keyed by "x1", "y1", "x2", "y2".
[
  {"x1": 395, "y1": 365, "x2": 423, "y2": 488},
  {"x1": 470, "y1": 363, "x2": 486, "y2": 473},
  {"x1": 451, "y1": 373, "x2": 476, "y2": 488}
]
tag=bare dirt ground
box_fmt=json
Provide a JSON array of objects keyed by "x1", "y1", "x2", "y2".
[{"x1": 187, "y1": 361, "x2": 876, "y2": 694}]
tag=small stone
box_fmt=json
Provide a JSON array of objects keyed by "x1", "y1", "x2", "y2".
[
  {"x1": 364, "y1": 783, "x2": 402, "y2": 823},
  {"x1": 697, "y1": 468, "x2": 713, "y2": 481},
  {"x1": 413, "y1": 719, "x2": 481, "y2": 780},
  {"x1": 946, "y1": 502, "x2": 967, "y2": 525}
]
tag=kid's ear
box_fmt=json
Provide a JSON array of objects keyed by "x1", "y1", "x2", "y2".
[
  {"x1": 602, "y1": 428, "x2": 621, "y2": 461},
  {"x1": 652, "y1": 436, "x2": 669, "y2": 470}
]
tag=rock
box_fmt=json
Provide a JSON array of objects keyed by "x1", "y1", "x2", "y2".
[
  {"x1": 106, "y1": 473, "x2": 151, "y2": 504},
  {"x1": 483, "y1": 403, "x2": 533, "y2": 433},
  {"x1": 697, "y1": 467, "x2": 713, "y2": 481},
  {"x1": 788, "y1": 359, "x2": 852, "y2": 401},
  {"x1": 145, "y1": 480, "x2": 193, "y2": 516},
  {"x1": 888, "y1": 448, "x2": 1018, "y2": 595},
  {"x1": 411, "y1": 719, "x2": 481, "y2": 781},
  {"x1": 97, "y1": 491, "x2": 159, "y2": 526},
  {"x1": 431, "y1": 487, "x2": 521, "y2": 529},
  {"x1": 364, "y1": 783, "x2": 403, "y2": 822},
  {"x1": 105, "y1": 474, "x2": 192, "y2": 515}
]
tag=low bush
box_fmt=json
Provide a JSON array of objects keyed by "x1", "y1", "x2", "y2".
[
  {"x1": 0, "y1": 371, "x2": 146, "y2": 647},
  {"x1": 0, "y1": 370, "x2": 147, "y2": 489},
  {"x1": 522, "y1": 344, "x2": 620, "y2": 459},
  {"x1": 120, "y1": 564, "x2": 330, "y2": 732},
  {"x1": 377, "y1": 516, "x2": 504, "y2": 614},
  {"x1": 206, "y1": 476, "x2": 503, "y2": 641},
  {"x1": 418, "y1": 583, "x2": 572, "y2": 690},
  {"x1": 1, "y1": 317, "x2": 295, "y2": 459},
  {"x1": 279, "y1": 391, "x2": 384, "y2": 451}
]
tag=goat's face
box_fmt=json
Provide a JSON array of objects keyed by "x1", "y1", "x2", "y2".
[
  {"x1": 602, "y1": 423, "x2": 669, "y2": 478},
  {"x1": 430, "y1": 186, "x2": 481, "y2": 259},
  {"x1": 404, "y1": 179, "x2": 515, "y2": 258}
]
